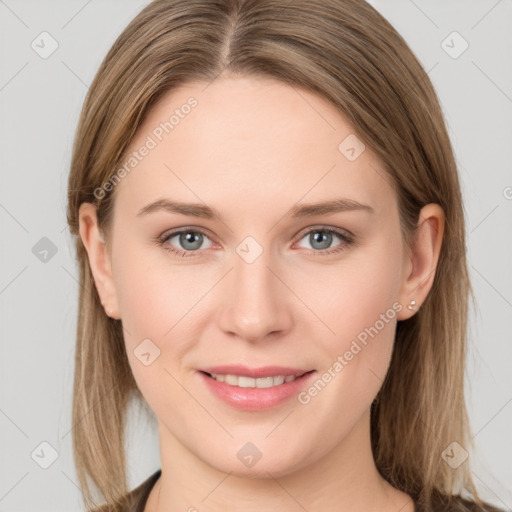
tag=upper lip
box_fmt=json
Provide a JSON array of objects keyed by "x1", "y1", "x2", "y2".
[{"x1": 199, "y1": 365, "x2": 313, "y2": 378}]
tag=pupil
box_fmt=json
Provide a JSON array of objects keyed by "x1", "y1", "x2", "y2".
[
  {"x1": 181, "y1": 232, "x2": 202, "y2": 250},
  {"x1": 312, "y1": 231, "x2": 331, "y2": 250}
]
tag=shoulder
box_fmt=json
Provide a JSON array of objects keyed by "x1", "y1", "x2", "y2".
[{"x1": 91, "y1": 469, "x2": 162, "y2": 512}]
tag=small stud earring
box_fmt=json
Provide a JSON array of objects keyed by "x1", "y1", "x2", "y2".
[{"x1": 407, "y1": 299, "x2": 418, "y2": 311}]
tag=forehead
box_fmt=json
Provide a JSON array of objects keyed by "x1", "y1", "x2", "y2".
[{"x1": 113, "y1": 76, "x2": 395, "y2": 218}]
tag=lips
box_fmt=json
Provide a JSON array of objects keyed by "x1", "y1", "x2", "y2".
[
  {"x1": 208, "y1": 373, "x2": 297, "y2": 388},
  {"x1": 199, "y1": 365, "x2": 310, "y2": 379},
  {"x1": 197, "y1": 365, "x2": 316, "y2": 411}
]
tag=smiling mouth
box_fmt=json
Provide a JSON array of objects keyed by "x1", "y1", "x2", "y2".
[{"x1": 201, "y1": 370, "x2": 314, "y2": 388}]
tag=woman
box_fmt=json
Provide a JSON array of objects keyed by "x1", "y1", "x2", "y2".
[{"x1": 66, "y1": 0, "x2": 506, "y2": 511}]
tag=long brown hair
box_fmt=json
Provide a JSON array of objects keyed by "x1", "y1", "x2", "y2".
[{"x1": 67, "y1": 1, "x2": 488, "y2": 510}]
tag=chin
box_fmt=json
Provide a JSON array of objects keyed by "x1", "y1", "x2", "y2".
[
  {"x1": 211, "y1": 459, "x2": 301, "y2": 479},
  {"x1": 199, "y1": 442, "x2": 310, "y2": 479}
]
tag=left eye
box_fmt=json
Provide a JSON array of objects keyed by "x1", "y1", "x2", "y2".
[{"x1": 295, "y1": 228, "x2": 352, "y2": 253}]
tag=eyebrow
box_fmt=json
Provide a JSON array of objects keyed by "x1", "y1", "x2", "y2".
[{"x1": 136, "y1": 197, "x2": 375, "y2": 220}]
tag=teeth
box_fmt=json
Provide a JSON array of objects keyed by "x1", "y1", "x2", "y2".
[
  {"x1": 225, "y1": 374, "x2": 238, "y2": 385},
  {"x1": 209, "y1": 373, "x2": 298, "y2": 387}
]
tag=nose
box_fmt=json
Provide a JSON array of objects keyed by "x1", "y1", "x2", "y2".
[{"x1": 217, "y1": 247, "x2": 293, "y2": 343}]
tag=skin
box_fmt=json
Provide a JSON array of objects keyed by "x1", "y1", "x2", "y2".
[{"x1": 79, "y1": 75, "x2": 444, "y2": 512}]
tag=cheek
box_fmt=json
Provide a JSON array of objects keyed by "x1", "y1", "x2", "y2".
[
  {"x1": 110, "y1": 237, "x2": 222, "y2": 395},
  {"x1": 303, "y1": 236, "x2": 403, "y2": 396},
  {"x1": 112, "y1": 255, "x2": 198, "y2": 420},
  {"x1": 112, "y1": 237, "x2": 199, "y2": 339},
  {"x1": 307, "y1": 241, "x2": 402, "y2": 344},
  {"x1": 110, "y1": 242, "x2": 187, "y2": 376}
]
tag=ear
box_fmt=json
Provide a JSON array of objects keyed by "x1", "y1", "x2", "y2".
[
  {"x1": 396, "y1": 203, "x2": 445, "y2": 321},
  {"x1": 78, "y1": 202, "x2": 120, "y2": 319}
]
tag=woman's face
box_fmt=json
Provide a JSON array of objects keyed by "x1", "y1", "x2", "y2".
[{"x1": 89, "y1": 76, "x2": 419, "y2": 477}]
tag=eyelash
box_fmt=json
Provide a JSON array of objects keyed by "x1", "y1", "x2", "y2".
[{"x1": 156, "y1": 226, "x2": 355, "y2": 259}]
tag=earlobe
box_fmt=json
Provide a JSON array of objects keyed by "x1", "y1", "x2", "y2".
[
  {"x1": 397, "y1": 203, "x2": 445, "y2": 321},
  {"x1": 78, "y1": 203, "x2": 120, "y2": 319}
]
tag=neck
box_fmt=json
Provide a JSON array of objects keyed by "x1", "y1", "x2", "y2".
[{"x1": 148, "y1": 409, "x2": 413, "y2": 512}]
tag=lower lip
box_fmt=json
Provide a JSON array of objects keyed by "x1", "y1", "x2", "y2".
[{"x1": 198, "y1": 371, "x2": 316, "y2": 411}]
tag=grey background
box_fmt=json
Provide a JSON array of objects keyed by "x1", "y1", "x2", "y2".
[{"x1": 0, "y1": 1, "x2": 511, "y2": 511}]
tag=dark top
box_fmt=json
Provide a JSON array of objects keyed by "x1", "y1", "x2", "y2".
[
  {"x1": 99, "y1": 469, "x2": 506, "y2": 512},
  {"x1": 125, "y1": 469, "x2": 161, "y2": 512}
]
